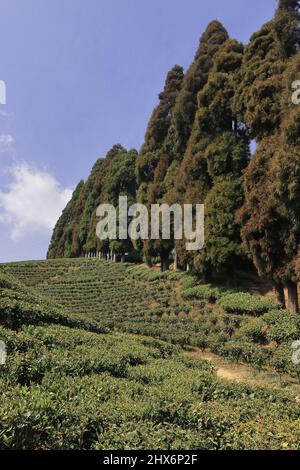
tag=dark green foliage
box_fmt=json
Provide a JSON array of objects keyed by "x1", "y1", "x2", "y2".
[
  {"x1": 238, "y1": 59, "x2": 300, "y2": 311},
  {"x1": 47, "y1": 181, "x2": 85, "y2": 259},
  {"x1": 278, "y1": 0, "x2": 300, "y2": 11},
  {"x1": 181, "y1": 285, "x2": 224, "y2": 303},
  {"x1": 165, "y1": 21, "x2": 229, "y2": 159},
  {"x1": 48, "y1": 146, "x2": 138, "y2": 259},
  {"x1": 1, "y1": 259, "x2": 300, "y2": 449},
  {"x1": 200, "y1": 177, "x2": 246, "y2": 272},
  {"x1": 234, "y1": 0, "x2": 300, "y2": 140},
  {"x1": 154, "y1": 21, "x2": 229, "y2": 198},
  {"x1": 217, "y1": 292, "x2": 276, "y2": 316},
  {"x1": 175, "y1": 38, "x2": 248, "y2": 273},
  {"x1": 236, "y1": 2, "x2": 300, "y2": 311},
  {"x1": 136, "y1": 23, "x2": 229, "y2": 266},
  {"x1": 136, "y1": 65, "x2": 184, "y2": 200}
]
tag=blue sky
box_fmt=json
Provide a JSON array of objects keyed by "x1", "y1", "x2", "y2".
[{"x1": 0, "y1": 0, "x2": 278, "y2": 262}]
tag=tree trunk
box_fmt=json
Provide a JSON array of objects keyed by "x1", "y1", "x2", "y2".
[
  {"x1": 145, "y1": 255, "x2": 153, "y2": 268},
  {"x1": 173, "y1": 250, "x2": 178, "y2": 271},
  {"x1": 161, "y1": 253, "x2": 170, "y2": 272},
  {"x1": 274, "y1": 283, "x2": 285, "y2": 308},
  {"x1": 286, "y1": 281, "x2": 299, "y2": 314}
]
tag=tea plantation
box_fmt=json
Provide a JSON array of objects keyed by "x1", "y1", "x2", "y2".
[{"x1": 0, "y1": 259, "x2": 300, "y2": 450}]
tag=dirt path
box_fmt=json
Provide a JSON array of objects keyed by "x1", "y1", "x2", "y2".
[
  {"x1": 126, "y1": 330, "x2": 300, "y2": 398},
  {"x1": 184, "y1": 348, "x2": 300, "y2": 397}
]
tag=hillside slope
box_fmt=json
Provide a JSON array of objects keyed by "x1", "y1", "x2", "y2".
[
  {"x1": 0, "y1": 259, "x2": 300, "y2": 449},
  {"x1": 3, "y1": 259, "x2": 299, "y2": 377}
]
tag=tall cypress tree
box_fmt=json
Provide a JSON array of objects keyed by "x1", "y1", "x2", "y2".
[
  {"x1": 165, "y1": 21, "x2": 229, "y2": 162},
  {"x1": 136, "y1": 65, "x2": 184, "y2": 204},
  {"x1": 278, "y1": 0, "x2": 299, "y2": 9},
  {"x1": 234, "y1": 0, "x2": 300, "y2": 140},
  {"x1": 172, "y1": 38, "x2": 248, "y2": 274},
  {"x1": 83, "y1": 145, "x2": 137, "y2": 257},
  {"x1": 147, "y1": 21, "x2": 229, "y2": 270},
  {"x1": 238, "y1": 0, "x2": 300, "y2": 311},
  {"x1": 135, "y1": 66, "x2": 184, "y2": 266},
  {"x1": 102, "y1": 147, "x2": 137, "y2": 260},
  {"x1": 48, "y1": 145, "x2": 136, "y2": 259},
  {"x1": 153, "y1": 21, "x2": 229, "y2": 196},
  {"x1": 47, "y1": 180, "x2": 84, "y2": 259},
  {"x1": 75, "y1": 158, "x2": 105, "y2": 255}
]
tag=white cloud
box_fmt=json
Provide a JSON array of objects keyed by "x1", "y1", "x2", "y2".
[
  {"x1": 0, "y1": 134, "x2": 14, "y2": 152},
  {"x1": 0, "y1": 163, "x2": 73, "y2": 240}
]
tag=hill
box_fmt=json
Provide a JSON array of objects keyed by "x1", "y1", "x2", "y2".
[{"x1": 1, "y1": 259, "x2": 300, "y2": 450}]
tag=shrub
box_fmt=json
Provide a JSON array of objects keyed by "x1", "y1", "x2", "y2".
[
  {"x1": 262, "y1": 310, "x2": 300, "y2": 344},
  {"x1": 182, "y1": 285, "x2": 223, "y2": 303},
  {"x1": 190, "y1": 402, "x2": 241, "y2": 449},
  {"x1": 195, "y1": 334, "x2": 208, "y2": 351},
  {"x1": 240, "y1": 319, "x2": 267, "y2": 344},
  {"x1": 226, "y1": 418, "x2": 300, "y2": 450},
  {"x1": 92, "y1": 421, "x2": 205, "y2": 450},
  {"x1": 220, "y1": 339, "x2": 270, "y2": 368},
  {"x1": 269, "y1": 343, "x2": 300, "y2": 380},
  {"x1": 218, "y1": 293, "x2": 276, "y2": 316}
]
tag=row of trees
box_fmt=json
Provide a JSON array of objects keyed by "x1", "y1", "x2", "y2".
[
  {"x1": 47, "y1": 145, "x2": 138, "y2": 260},
  {"x1": 48, "y1": 0, "x2": 300, "y2": 312}
]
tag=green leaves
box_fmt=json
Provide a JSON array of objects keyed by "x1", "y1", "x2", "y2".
[
  {"x1": 1, "y1": 259, "x2": 300, "y2": 449},
  {"x1": 218, "y1": 292, "x2": 277, "y2": 316}
]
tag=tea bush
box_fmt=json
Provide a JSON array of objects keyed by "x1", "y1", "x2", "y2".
[
  {"x1": 262, "y1": 310, "x2": 300, "y2": 343},
  {"x1": 218, "y1": 293, "x2": 277, "y2": 316},
  {"x1": 239, "y1": 319, "x2": 267, "y2": 344},
  {"x1": 182, "y1": 285, "x2": 223, "y2": 303},
  {"x1": 1, "y1": 259, "x2": 300, "y2": 449}
]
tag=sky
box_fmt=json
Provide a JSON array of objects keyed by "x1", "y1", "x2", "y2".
[{"x1": 0, "y1": 0, "x2": 278, "y2": 262}]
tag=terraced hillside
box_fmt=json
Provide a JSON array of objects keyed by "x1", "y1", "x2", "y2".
[
  {"x1": 1, "y1": 259, "x2": 300, "y2": 449},
  {"x1": 3, "y1": 259, "x2": 300, "y2": 378}
]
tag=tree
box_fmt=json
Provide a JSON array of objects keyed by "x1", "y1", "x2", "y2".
[
  {"x1": 164, "y1": 21, "x2": 229, "y2": 163},
  {"x1": 153, "y1": 21, "x2": 229, "y2": 195},
  {"x1": 237, "y1": 1, "x2": 300, "y2": 312},
  {"x1": 135, "y1": 66, "x2": 184, "y2": 267},
  {"x1": 175, "y1": 39, "x2": 249, "y2": 274},
  {"x1": 103, "y1": 147, "x2": 138, "y2": 260},
  {"x1": 234, "y1": 0, "x2": 300, "y2": 141},
  {"x1": 237, "y1": 132, "x2": 299, "y2": 312},
  {"x1": 147, "y1": 21, "x2": 229, "y2": 270},
  {"x1": 84, "y1": 146, "x2": 137, "y2": 258},
  {"x1": 270, "y1": 49, "x2": 300, "y2": 311},
  {"x1": 47, "y1": 181, "x2": 84, "y2": 259},
  {"x1": 200, "y1": 177, "x2": 246, "y2": 275},
  {"x1": 136, "y1": 64, "x2": 184, "y2": 203},
  {"x1": 278, "y1": 0, "x2": 299, "y2": 12},
  {"x1": 48, "y1": 145, "x2": 138, "y2": 260},
  {"x1": 76, "y1": 158, "x2": 105, "y2": 254}
]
